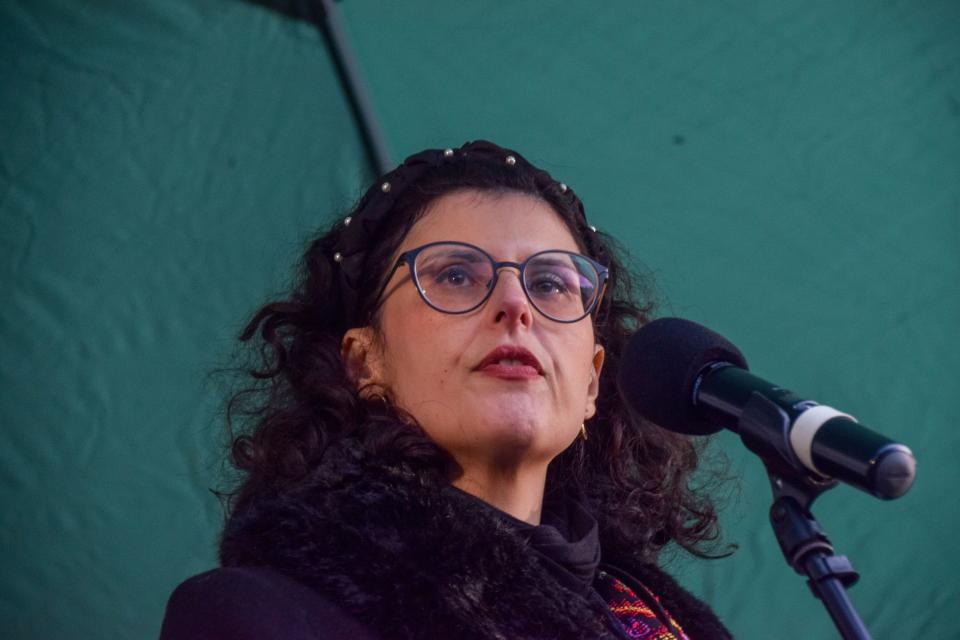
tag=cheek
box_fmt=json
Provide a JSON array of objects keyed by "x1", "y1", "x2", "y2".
[
  {"x1": 382, "y1": 311, "x2": 460, "y2": 399},
  {"x1": 558, "y1": 330, "x2": 598, "y2": 396},
  {"x1": 555, "y1": 325, "x2": 595, "y2": 364}
]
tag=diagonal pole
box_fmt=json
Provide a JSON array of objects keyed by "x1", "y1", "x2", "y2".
[{"x1": 317, "y1": 0, "x2": 394, "y2": 175}]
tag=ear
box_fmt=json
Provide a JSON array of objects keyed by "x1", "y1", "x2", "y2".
[
  {"x1": 340, "y1": 326, "x2": 386, "y2": 389},
  {"x1": 583, "y1": 344, "x2": 605, "y2": 420}
]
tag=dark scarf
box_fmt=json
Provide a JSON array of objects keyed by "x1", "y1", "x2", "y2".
[
  {"x1": 219, "y1": 441, "x2": 730, "y2": 639},
  {"x1": 461, "y1": 486, "x2": 603, "y2": 589}
]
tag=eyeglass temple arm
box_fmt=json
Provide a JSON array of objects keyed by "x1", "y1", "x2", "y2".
[{"x1": 366, "y1": 254, "x2": 410, "y2": 319}]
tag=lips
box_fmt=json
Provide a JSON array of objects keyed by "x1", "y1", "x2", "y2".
[{"x1": 475, "y1": 345, "x2": 543, "y2": 379}]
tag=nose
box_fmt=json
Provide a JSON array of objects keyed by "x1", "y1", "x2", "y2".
[{"x1": 489, "y1": 268, "x2": 533, "y2": 328}]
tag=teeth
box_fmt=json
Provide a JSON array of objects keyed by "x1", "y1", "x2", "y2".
[{"x1": 499, "y1": 358, "x2": 524, "y2": 366}]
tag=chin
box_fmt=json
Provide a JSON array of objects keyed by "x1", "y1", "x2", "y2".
[
  {"x1": 479, "y1": 406, "x2": 541, "y2": 438},
  {"x1": 478, "y1": 418, "x2": 572, "y2": 463}
]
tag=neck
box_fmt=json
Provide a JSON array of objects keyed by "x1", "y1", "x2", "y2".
[{"x1": 452, "y1": 462, "x2": 548, "y2": 525}]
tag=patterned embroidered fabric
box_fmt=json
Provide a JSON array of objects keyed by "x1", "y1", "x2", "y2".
[{"x1": 595, "y1": 570, "x2": 690, "y2": 640}]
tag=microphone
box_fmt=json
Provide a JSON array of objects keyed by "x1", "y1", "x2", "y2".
[{"x1": 617, "y1": 317, "x2": 916, "y2": 500}]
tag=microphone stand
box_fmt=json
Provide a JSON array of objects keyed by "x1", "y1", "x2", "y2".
[{"x1": 736, "y1": 393, "x2": 872, "y2": 640}]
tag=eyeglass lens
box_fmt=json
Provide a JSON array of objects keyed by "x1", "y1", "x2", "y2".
[{"x1": 412, "y1": 244, "x2": 601, "y2": 321}]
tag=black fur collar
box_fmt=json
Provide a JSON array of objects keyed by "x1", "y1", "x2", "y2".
[{"x1": 220, "y1": 442, "x2": 730, "y2": 639}]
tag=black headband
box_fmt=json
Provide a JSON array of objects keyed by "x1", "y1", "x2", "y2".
[{"x1": 332, "y1": 140, "x2": 600, "y2": 326}]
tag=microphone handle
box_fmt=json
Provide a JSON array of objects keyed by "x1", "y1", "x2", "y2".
[
  {"x1": 695, "y1": 363, "x2": 916, "y2": 499},
  {"x1": 812, "y1": 420, "x2": 915, "y2": 499}
]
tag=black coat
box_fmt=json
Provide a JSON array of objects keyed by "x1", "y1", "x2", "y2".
[{"x1": 161, "y1": 442, "x2": 731, "y2": 639}]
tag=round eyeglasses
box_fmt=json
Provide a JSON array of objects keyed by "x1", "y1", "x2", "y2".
[{"x1": 374, "y1": 241, "x2": 609, "y2": 323}]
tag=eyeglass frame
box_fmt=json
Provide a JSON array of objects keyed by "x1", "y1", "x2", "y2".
[{"x1": 371, "y1": 240, "x2": 610, "y2": 323}]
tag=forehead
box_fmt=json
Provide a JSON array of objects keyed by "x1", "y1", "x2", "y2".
[{"x1": 400, "y1": 190, "x2": 582, "y2": 258}]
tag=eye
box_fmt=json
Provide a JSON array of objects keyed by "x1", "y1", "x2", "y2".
[
  {"x1": 427, "y1": 261, "x2": 491, "y2": 290},
  {"x1": 434, "y1": 264, "x2": 475, "y2": 287},
  {"x1": 528, "y1": 271, "x2": 570, "y2": 296}
]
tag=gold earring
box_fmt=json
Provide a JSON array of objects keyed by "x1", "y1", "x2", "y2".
[{"x1": 579, "y1": 422, "x2": 588, "y2": 441}]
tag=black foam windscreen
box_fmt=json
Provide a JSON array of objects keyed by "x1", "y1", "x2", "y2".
[{"x1": 617, "y1": 317, "x2": 749, "y2": 435}]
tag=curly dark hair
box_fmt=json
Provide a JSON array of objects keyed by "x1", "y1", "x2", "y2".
[{"x1": 222, "y1": 143, "x2": 724, "y2": 562}]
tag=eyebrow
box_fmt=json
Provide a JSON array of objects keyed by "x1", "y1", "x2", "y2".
[
  {"x1": 421, "y1": 249, "x2": 486, "y2": 262},
  {"x1": 526, "y1": 255, "x2": 576, "y2": 268}
]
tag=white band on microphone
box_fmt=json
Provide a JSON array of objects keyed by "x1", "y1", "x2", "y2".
[{"x1": 790, "y1": 405, "x2": 856, "y2": 474}]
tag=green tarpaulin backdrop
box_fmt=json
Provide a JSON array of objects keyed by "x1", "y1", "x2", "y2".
[{"x1": 2, "y1": 1, "x2": 958, "y2": 637}]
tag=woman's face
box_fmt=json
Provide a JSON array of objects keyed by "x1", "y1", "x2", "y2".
[{"x1": 344, "y1": 189, "x2": 604, "y2": 471}]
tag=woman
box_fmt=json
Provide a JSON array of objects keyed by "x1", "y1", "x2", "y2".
[{"x1": 161, "y1": 140, "x2": 732, "y2": 639}]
